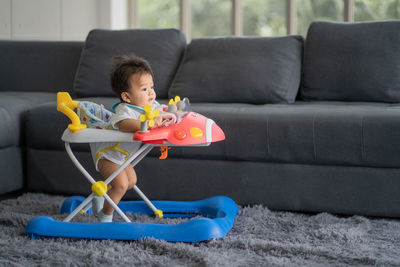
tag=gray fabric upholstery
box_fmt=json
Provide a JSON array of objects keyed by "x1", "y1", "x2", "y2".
[
  {"x1": 0, "y1": 92, "x2": 56, "y2": 147},
  {"x1": 0, "y1": 147, "x2": 23, "y2": 195},
  {"x1": 0, "y1": 41, "x2": 82, "y2": 95},
  {"x1": 26, "y1": 99, "x2": 400, "y2": 169},
  {"x1": 73, "y1": 29, "x2": 186, "y2": 99},
  {"x1": 169, "y1": 36, "x2": 303, "y2": 104},
  {"x1": 0, "y1": 106, "x2": 12, "y2": 149},
  {"x1": 0, "y1": 92, "x2": 58, "y2": 195},
  {"x1": 26, "y1": 149, "x2": 400, "y2": 217},
  {"x1": 301, "y1": 21, "x2": 400, "y2": 102}
]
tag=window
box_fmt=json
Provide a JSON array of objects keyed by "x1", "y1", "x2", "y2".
[
  {"x1": 191, "y1": 0, "x2": 231, "y2": 38},
  {"x1": 138, "y1": 0, "x2": 179, "y2": 29},
  {"x1": 133, "y1": 0, "x2": 400, "y2": 38},
  {"x1": 243, "y1": 0, "x2": 286, "y2": 36},
  {"x1": 297, "y1": 0, "x2": 344, "y2": 36},
  {"x1": 355, "y1": 0, "x2": 400, "y2": 21}
]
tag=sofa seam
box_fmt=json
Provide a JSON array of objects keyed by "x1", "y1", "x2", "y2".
[
  {"x1": 284, "y1": 36, "x2": 304, "y2": 103},
  {"x1": 167, "y1": 40, "x2": 189, "y2": 99},
  {"x1": 266, "y1": 114, "x2": 270, "y2": 156},
  {"x1": 361, "y1": 115, "x2": 366, "y2": 163},
  {"x1": 312, "y1": 113, "x2": 317, "y2": 161},
  {"x1": 25, "y1": 146, "x2": 400, "y2": 170}
]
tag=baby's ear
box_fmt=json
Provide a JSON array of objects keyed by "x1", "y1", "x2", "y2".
[{"x1": 121, "y1": 92, "x2": 130, "y2": 103}]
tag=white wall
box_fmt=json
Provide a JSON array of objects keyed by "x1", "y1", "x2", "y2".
[
  {"x1": 0, "y1": 0, "x2": 129, "y2": 41},
  {"x1": 0, "y1": 0, "x2": 11, "y2": 39},
  {"x1": 62, "y1": 0, "x2": 99, "y2": 41}
]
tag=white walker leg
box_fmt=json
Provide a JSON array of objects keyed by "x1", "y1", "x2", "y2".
[
  {"x1": 64, "y1": 142, "x2": 161, "y2": 221},
  {"x1": 65, "y1": 142, "x2": 97, "y2": 185},
  {"x1": 64, "y1": 193, "x2": 95, "y2": 222},
  {"x1": 103, "y1": 194, "x2": 131, "y2": 222},
  {"x1": 133, "y1": 185, "x2": 157, "y2": 213},
  {"x1": 63, "y1": 142, "x2": 123, "y2": 222},
  {"x1": 81, "y1": 144, "x2": 155, "y2": 214}
]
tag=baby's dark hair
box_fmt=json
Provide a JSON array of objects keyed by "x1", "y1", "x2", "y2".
[{"x1": 110, "y1": 55, "x2": 154, "y2": 100}]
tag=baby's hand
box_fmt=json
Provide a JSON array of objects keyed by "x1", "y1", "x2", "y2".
[{"x1": 152, "y1": 116, "x2": 163, "y2": 128}]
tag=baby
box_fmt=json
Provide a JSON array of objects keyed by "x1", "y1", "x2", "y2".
[{"x1": 91, "y1": 55, "x2": 162, "y2": 222}]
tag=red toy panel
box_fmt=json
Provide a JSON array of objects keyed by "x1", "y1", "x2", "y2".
[{"x1": 134, "y1": 112, "x2": 225, "y2": 146}]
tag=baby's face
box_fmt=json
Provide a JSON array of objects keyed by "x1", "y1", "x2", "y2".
[{"x1": 124, "y1": 72, "x2": 156, "y2": 107}]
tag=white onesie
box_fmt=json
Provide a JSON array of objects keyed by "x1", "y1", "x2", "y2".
[{"x1": 90, "y1": 101, "x2": 159, "y2": 172}]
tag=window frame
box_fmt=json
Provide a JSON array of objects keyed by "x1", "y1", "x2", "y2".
[{"x1": 129, "y1": 0, "x2": 356, "y2": 38}]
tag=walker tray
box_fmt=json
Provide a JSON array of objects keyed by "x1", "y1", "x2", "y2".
[{"x1": 25, "y1": 196, "x2": 238, "y2": 242}]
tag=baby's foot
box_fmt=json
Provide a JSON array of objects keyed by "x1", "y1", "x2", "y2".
[{"x1": 97, "y1": 211, "x2": 113, "y2": 223}]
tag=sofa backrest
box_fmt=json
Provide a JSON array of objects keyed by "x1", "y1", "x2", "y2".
[
  {"x1": 73, "y1": 29, "x2": 186, "y2": 99},
  {"x1": 169, "y1": 35, "x2": 304, "y2": 104},
  {"x1": 0, "y1": 40, "x2": 83, "y2": 95},
  {"x1": 301, "y1": 20, "x2": 400, "y2": 103}
]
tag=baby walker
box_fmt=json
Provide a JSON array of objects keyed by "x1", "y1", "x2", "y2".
[{"x1": 24, "y1": 92, "x2": 238, "y2": 242}]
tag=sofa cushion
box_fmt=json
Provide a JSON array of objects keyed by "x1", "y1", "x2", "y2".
[
  {"x1": 0, "y1": 107, "x2": 12, "y2": 149},
  {"x1": 0, "y1": 147, "x2": 23, "y2": 194},
  {"x1": 0, "y1": 41, "x2": 82, "y2": 95},
  {"x1": 73, "y1": 29, "x2": 186, "y2": 99},
  {"x1": 185, "y1": 101, "x2": 400, "y2": 168},
  {"x1": 0, "y1": 92, "x2": 56, "y2": 148},
  {"x1": 169, "y1": 36, "x2": 303, "y2": 104},
  {"x1": 26, "y1": 97, "x2": 400, "y2": 169},
  {"x1": 301, "y1": 21, "x2": 400, "y2": 102}
]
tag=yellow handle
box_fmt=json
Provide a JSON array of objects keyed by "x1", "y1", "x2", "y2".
[{"x1": 57, "y1": 92, "x2": 86, "y2": 133}]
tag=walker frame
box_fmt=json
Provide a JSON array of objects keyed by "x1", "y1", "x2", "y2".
[{"x1": 24, "y1": 92, "x2": 238, "y2": 242}]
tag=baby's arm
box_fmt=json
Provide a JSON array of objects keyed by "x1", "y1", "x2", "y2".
[
  {"x1": 116, "y1": 119, "x2": 141, "y2": 133},
  {"x1": 117, "y1": 117, "x2": 162, "y2": 132},
  {"x1": 112, "y1": 104, "x2": 163, "y2": 132}
]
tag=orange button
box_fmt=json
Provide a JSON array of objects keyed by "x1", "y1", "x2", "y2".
[
  {"x1": 190, "y1": 127, "x2": 203, "y2": 139},
  {"x1": 174, "y1": 129, "x2": 187, "y2": 140}
]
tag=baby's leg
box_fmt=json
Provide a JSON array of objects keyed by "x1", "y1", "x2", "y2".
[
  {"x1": 98, "y1": 159, "x2": 129, "y2": 216},
  {"x1": 125, "y1": 164, "x2": 137, "y2": 189}
]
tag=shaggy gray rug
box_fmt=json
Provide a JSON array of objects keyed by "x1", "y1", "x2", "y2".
[{"x1": 0, "y1": 193, "x2": 400, "y2": 266}]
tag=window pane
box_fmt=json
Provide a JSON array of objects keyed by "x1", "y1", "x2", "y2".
[
  {"x1": 297, "y1": 0, "x2": 344, "y2": 36},
  {"x1": 138, "y1": 0, "x2": 179, "y2": 28},
  {"x1": 355, "y1": 0, "x2": 400, "y2": 21},
  {"x1": 191, "y1": 0, "x2": 231, "y2": 38},
  {"x1": 243, "y1": 0, "x2": 286, "y2": 36}
]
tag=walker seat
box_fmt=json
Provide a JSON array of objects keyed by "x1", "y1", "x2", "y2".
[
  {"x1": 24, "y1": 92, "x2": 237, "y2": 242},
  {"x1": 77, "y1": 101, "x2": 114, "y2": 130}
]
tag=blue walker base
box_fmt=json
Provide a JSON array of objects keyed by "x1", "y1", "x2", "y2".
[{"x1": 24, "y1": 196, "x2": 238, "y2": 242}]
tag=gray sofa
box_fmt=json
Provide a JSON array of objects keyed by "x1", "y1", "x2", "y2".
[{"x1": 1, "y1": 21, "x2": 400, "y2": 218}]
